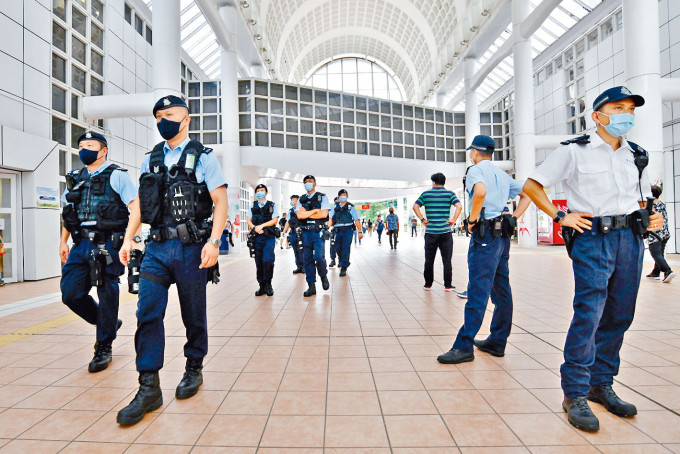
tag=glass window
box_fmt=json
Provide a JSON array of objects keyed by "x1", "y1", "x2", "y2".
[
  {"x1": 425, "y1": 122, "x2": 434, "y2": 134},
  {"x1": 145, "y1": 26, "x2": 152, "y2": 45},
  {"x1": 393, "y1": 117, "x2": 402, "y2": 129},
  {"x1": 91, "y1": 23, "x2": 103, "y2": 48},
  {"x1": 329, "y1": 123, "x2": 341, "y2": 137},
  {"x1": 135, "y1": 14, "x2": 144, "y2": 36},
  {"x1": 72, "y1": 6, "x2": 87, "y2": 36},
  {"x1": 300, "y1": 103, "x2": 314, "y2": 118},
  {"x1": 405, "y1": 147, "x2": 414, "y2": 159},
  {"x1": 204, "y1": 98, "x2": 218, "y2": 113},
  {"x1": 239, "y1": 114, "x2": 251, "y2": 129},
  {"x1": 587, "y1": 30, "x2": 598, "y2": 49},
  {"x1": 189, "y1": 82, "x2": 200, "y2": 97},
  {"x1": 300, "y1": 120, "x2": 313, "y2": 134},
  {"x1": 356, "y1": 97, "x2": 367, "y2": 110},
  {"x1": 576, "y1": 60, "x2": 585, "y2": 77},
  {"x1": 301, "y1": 136, "x2": 313, "y2": 150},
  {"x1": 54, "y1": 0, "x2": 66, "y2": 21},
  {"x1": 285, "y1": 85, "x2": 297, "y2": 100},
  {"x1": 381, "y1": 115, "x2": 390, "y2": 128},
  {"x1": 315, "y1": 122, "x2": 327, "y2": 136},
  {"x1": 72, "y1": 65, "x2": 86, "y2": 93},
  {"x1": 204, "y1": 116, "x2": 218, "y2": 130},
  {"x1": 91, "y1": 76, "x2": 103, "y2": 96},
  {"x1": 356, "y1": 111, "x2": 367, "y2": 125},
  {"x1": 59, "y1": 149, "x2": 67, "y2": 176},
  {"x1": 91, "y1": 0, "x2": 104, "y2": 22},
  {"x1": 481, "y1": 125, "x2": 492, "y2": 136},
  {"x1": 381, "y1": 130, "x2": 391, "y2": 142},
  {"x1": 404, "y1": 105, "x2": 413, "y2": 117},
  {"x1": 343, "y1": 125, "x2": 354, "y2": 139},
  {"x1": 255, "y1": 115, "x2": 268, "y2": 130},
  {"x1": 404, "y1": 119, "x2": 413, "y2": 131},
  {"x1": 71, "y1": 124, "x2": 85, "y2": 148},
  {"x1": 393, "y1": 145, "x2": 403, "y2": 158},
  {"x1": 415, "y1": 121, "x2": 424, "y2": 133},
  {"x1": 71, "y1": 94, "x2": 79, "y2": 118},
  {"x1": 270, "y1": 83, "x2": 283, "y2": 98},
  {"x1": 73, "y1": 0, "x2": 86, "y2": 7},
  {"x1": 369, "y1": 114, "x2": 379, "y2": 127},
  {"x1": 189, "y1": 119, "x2": 200, "y2": 131},
  {"x1": 190, "y1": 99, "x2": 201, "y2": 114},
  {"x1": 454, "y1": 113, "x2": 465, "y2": 123},
  {"x1": 72, "y1": 37, "x2": 87, "y2": 65},
  {"x1": 369, "y1": 128, "x2": 379, "y2": 141},
  {"x1": 286, "y1": 135, "x2": 298, "y2": 149},
  {"x1": 315, "y1": 105, "x2": 327, "y2": 120},
  {"x1": 314, "y1": 90, "x2": 327, "y2": 104},
  {"x1": 53, "y1": 22, "x2": 66, "y2": 52},
  {"x1": 286, "y1": 118, "x2": 298, "y2": 133},
  {"x1": 368, "y1": 98, "x2": 379, "y2": 112},
  {"x1": 343, "y1": 110, "x2": 354, "y2": 123},
  {"x1": 425, "y1": 109, "x2": 434, "y2": 121},
  {"x1": 124, "y1": 3, "x2": 132, "y2": 24},
  {"x1": 204, "y1": 82, "x2": 218, "y2": 96},
  {"x1": 271, "y1": 99, "x2": 283, "y2": 116},
  {"x1": 601, "y1": 18, "x2": 613, "y2": 39},
  {"x1": 271, "y1": 133, "x2": 284, "y2": 148},
  {"x1": 204, "y1": 132, "x2": 218, "y2": 144},
  {"x1": 300, "y1": 88, "x2": 313, "y2": 103},
  {"x1": 238, "y1": 80, "x2": 251, "y2": 95},
  {"x1": 52, "y1": 53, "x2": 66, "y2": 83},
  {"x1": 329, "y1": 92, "x2": 341, "y2": 107},
  {"x1": 329, "y1": 108, "x2": 341, "y2": 122},
  {"x1": 240, "y1": 131, "x2": 251, "y2": 146},
  {"x1": 91, "y1": 50, "x2": 103, "y2": 75},
  {"x1": 480, "y1": 112, "x2": 491, "y2": 123},
  {"x1": 343, "y1": 141, "x2": 355, "y2": 154},
  {"x1": 286, "y1": 102, "x2": 298, "y2": 116},
  {"x1": 52, "y1": 85, "x2": 66, "y2": 113},
  {"x1": 575, "y1": 40, "x2": 585, "y2": 58},
  {"x1": 380, "y1": 101, "x2": 391, "y2": 114},
  {"x1": 414, "y1": 107, "x2": 424, "y2": 119},
  {"x1": 255, "y1": 132, "x2": 268, "y2": 146},
  {"x1": 329, "y1": 139, "x2": 341, "y2": 153},
  {"x1": 316, "y1": 138, "x2": 328, "y2": 151},
  {"x1": 615, "y1": 11, "x2": 623, "y2": 29}
]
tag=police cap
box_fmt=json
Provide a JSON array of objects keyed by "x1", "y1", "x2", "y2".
[
  {"x1": 153, "y1": 95, "x2": 188, "y2": 116},
  {"x1": 77, "y1": 131, "x2": 108, "y2": 148},
  {"x1": 290, "y1": 194, "x2": 299, "y2": 199},
  {"x1": 303, "y1": 175, "x2": 316, "y2": 182},
  {"x1": 466, "y1": 135, "x2": 495, "y2": 153},
  {"x1": 593, "y1": 86, "x2": 645, "y2": 112},
  {"x1": 255, "y1": 183, "x2": 268, "y2": 192}
]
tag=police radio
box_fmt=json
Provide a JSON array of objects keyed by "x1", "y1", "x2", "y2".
[{"x1": 127, "y1": 249, "x2": 144, "y2": 294}]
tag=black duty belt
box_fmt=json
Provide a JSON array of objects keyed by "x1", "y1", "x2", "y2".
[
  {"x1": 334, "y1": 225, "x2": 354, "y2": 232},
  {"x1": 79, "y1": 229, "x2": 125, "y2": 245},
  {"x1": 595, "y1": 214, "x2": 631, "y2": 233},
  {"x1": 299, "y1": 223, "x2": 326, "y2": 231},
  {"x1": 150, "y1": 221, "x2": 209, "y2": 244}
]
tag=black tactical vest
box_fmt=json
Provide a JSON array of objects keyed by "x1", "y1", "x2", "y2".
[
  {"x1": 332, "y1": 202, "x2": 355, "y2": 226},
  {"x1": 138, "y1": 140, "x2": 214, "y2": 227},
  {"x1": 288, "y1": 207, "x2": 299, "y2": 228},
  {"x1": 299, "y1": 192, "x2": 329, "y2": 225},
  {"x1": 251, "y1": 201, "x2": 275, "y2": 225},
  {"x1": 63, "y1": 164, "x2": 129, "y2": 232}
]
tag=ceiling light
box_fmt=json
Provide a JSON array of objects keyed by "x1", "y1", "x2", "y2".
[
  {"x1": 445, "y1": 62, "x2": 452, "y2": 68},
  {"x1": 240, "y1": 1, "x2": 249, "y2": 8},
  {"x1": 481, "y1": 9, "x2": 490, "y2": 16},
  {"x1": 248, "y1": 19, "x2": 257, "y2": 26},
  {"x1": 254, "y1": 34, "x2": 262, "y2": 40},
  {"x1": 260, "y1": 47, "x2": 267, "y2": 52},
  {"x1": 470, "y1": 26, "x2": 478, "y2": 32},
  {"x1": 264, "y1": 59, "x2": 271, "y2": 64},
  {"x1": 453, "y1": 52, "x2": 460, "y2": 57},
  {"x1": 460, "y1": 40, "x2": 468, "y2": 46},
  {"x1": 433, "y1": 81, "x2": 439, "y2": 85},
  {"x1": 439, "y1": 72, "x2": 446, "y2": 77}
]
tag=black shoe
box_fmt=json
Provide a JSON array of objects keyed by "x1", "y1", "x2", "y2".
[
  {"x1": 329, "y1": 260, "x2": 336, "y2": 268},
  {"x1": 437, "y1": 349, "x2": 474, "y2": 364},
  {"x1": 266, "y1": 283, "x2": 274, "y2": 296},
  {"x1": 473, "y1": 338, "x2": 505, "y2": 357},
  {"x1": 88, "y1": 342, "x2": 112, "y2": 373},
  {"x1": 117, "y1": 372, "x2": 163, "y2": 426},
  {"x1": 321, "y1": 275, "x2": 330, "y2": 290},
  {"x1": 563, "y1": 397, "x2": 599, "y2": 431},
  {"x1": 117, "y1": 319, "x2": 123, "y2": 331},
  {"x1": 304, "y1": 283, "x2": 316, "y2": 297},
  {"x1": 587, "y1": 385, "x2": 637, "y2": 417},
  {"x1": 663, "y1": 271, "x2": 676, "y2": 283},
  {"x1": 339, "y1": 267, "x2": 347, "y2": 277},
  {"x1": 646, "y1": 272, "x2": 661, "y2": 280},
  {"x1": 293, "y1": 267, "x2": 304, "y2": 274},
  {"x1": 176, "y1": 358, "x2": 203, "y2": 399},
  {"x1": 255, "y1": 283, "x2": 266, "y2": 296}
]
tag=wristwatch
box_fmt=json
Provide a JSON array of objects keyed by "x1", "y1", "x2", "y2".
[
  {"x1": 554, "y1": 210, "x2": 566, "y2": 224},
  {"x1": 132, "y1": 235, "x2": 143, "y2": 243},
  {"x1": 207, "y1": 238, "x2": 222, "y2": 248}
]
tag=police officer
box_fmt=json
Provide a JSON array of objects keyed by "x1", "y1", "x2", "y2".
[
  {"x1": 116, "y1": 95, "x2": 228, "y2": 426},
  {"x1": 296, "y1": 175, "x2": 331, "y2": 296},
  {"x1": 328, "y1": 196, "x2": 339, "y2": 267},
  {"x1": 328, "y1": 190, "x2": 362, "y2": 277},
  {"x1": 247, "y1": 183, "x2": 279, "y2": 296},
  {"x1": 59, "y1": 131, "x2": 137, "y2": 373},
  {"x1": 437, "y1": 135, "x2": 530, "y2": 365},
  {"x1": 523, "y1": 87, "x2": 663, "y2": 432},
  {"x1": 282, "y1": 195, "x2": 304, "y2": 274}
]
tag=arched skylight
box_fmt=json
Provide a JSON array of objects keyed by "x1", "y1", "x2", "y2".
[{"x1": 304, "y1": 57, "x2": 404, "y2": 102}]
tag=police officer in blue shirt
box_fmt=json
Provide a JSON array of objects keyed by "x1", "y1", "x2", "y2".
[
  {"x1": 328, "y1": 197, "x2": 339, "y2": 268},
  {"x1": 328, "y1": 189, "x2": 363, "y2": 277},
  {"x1": 282, "y1": 195, "x2": 304, "y2": 274},
  {"x1": 247, "y1": 183, "x2": 279, "y2": 296},
  {"x1": 438, "y1": 135, "x2": 530, "y2": 365},
  {"x1": 523, "y1": 87, "x2": 663, "y2": 432},
  {"x1": 296, "y1": 175, "x2": 331, "y2": 296},
  {"x1": 60, "y1": 131, "x2": 138, "y2": 373},
  {"x1": 116, "y1": 95, "x2": 228, "y2": 426}
]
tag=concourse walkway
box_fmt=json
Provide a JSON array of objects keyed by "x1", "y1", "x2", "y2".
[{"x1": 0, "y1": 234, "x2": 679, "y2": 452}]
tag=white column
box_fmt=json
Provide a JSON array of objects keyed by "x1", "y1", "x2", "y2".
[
  {"x1": 464, "y1": 58, "x2": 480, "y2": 147},
  {"x1": 268, "y1": 179, "x2": 282, "y2": 214},
  {"x1": 152, "y1": 0, "x2": 181, "y2": 99},
  {"x1": 512, "y1": 0, "x2": 537, "y2": 248},
  {"x1": 219, "y1": 4, "x2": 242, "y2": 253}
]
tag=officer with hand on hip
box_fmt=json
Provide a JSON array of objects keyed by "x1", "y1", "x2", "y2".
[
  {"x1": 328, "y1": 189, "x2": 362, "y2": 277},
  {"x1": 282, "y1": 194, "x2": 304, "y2": 274},
  {"x1": 523, "y1": 87, "x2": 663, "y2": 432},
  {"x1": 438, "y1": 135, "x2": 530, "y2": 364},
  {"x1": 116, "y1": 95, "x2": 228, "y2": 426},
  {"x1": 247, "y1": 183, "x2": 279, "y2": 297},
  {"x1": 60, "y1": 131, "x2": 137, "y2": 373},
  {"x1": 296, "y1": 175, "x2": 331, "y2": 296}
]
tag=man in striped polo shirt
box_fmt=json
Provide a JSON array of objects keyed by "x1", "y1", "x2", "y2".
[{"x1": 412, "y1": 172, "x2": 463, "y2": 291}]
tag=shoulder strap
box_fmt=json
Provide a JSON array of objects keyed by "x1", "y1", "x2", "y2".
[
  {"x1": 149, "y1": 142, "x2": 166, "y2": 172},
  {"x1": 176, "y1": 140, "x2": 205, "y2": 172},
  {"x1": 347, "y1": 202, "x2": 354, "y2": 208},
  {"x1": 267, "y1": 201, "x2": 274, "y2": 214},
  {"x1": 560, "y1": 134, "x2": 590, "y2": 146},
  {"x1": 626, "y1": 140, "x2": 649, "y2": 177}
]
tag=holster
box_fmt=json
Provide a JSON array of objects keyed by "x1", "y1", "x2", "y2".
[
  {"x1": 127, "y1": 248, "x2": 144, "y2": 294},
  {"x1": 562, "y1": 226, "x2": 576, "y2": 259},
  {"x1": 630, "y1": 209, "x2": 650, "y2": 237},
  {"x1": 500, "y1": 214, "x2": 516, "y2": 238},
  {"x1": 207, "y1": 262, "x2": 220, "y2": 285}
]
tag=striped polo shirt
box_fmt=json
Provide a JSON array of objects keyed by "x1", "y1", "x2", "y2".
[{"x1": 415, "y1": 187, "x2": 460, "y2": 234}]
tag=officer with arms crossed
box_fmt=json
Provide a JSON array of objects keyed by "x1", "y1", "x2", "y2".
[
  {"x1": 60, "y1": 131, "x2": 137, "y2": 373},
  {"x1": 117, "y1": 95, "x2": 228, "y2": 426},
  {"x1": 296, "y1": 175, "x2": 331, "y2": 296},
  {"x1": 437, "y1": 135, "x2": 530, "y2": 364},
  {"x1": 247, "y1": 183, "x2": 279, "y2": 296},
  {"x1": 523, "y1": 86, "x2": 663, "y2": 432},
  {"x1": 328, "y1": 189, "x2": 363, "y2": 277},
  {"x1": 283, "y1": 195, "x2": 304, "y2": 274}
]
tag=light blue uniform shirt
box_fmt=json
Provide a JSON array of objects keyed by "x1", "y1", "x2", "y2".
[
  {"x1": 248, "y1": 201, "x2": 280, "y2": 220},
  {"x1": 466, "y1": 160, "x2": 523, "y2": 219},
  {"x1": 140, "y1": 137, "x2": 227, "y2": 191},
  {"x1": 295, "y1": 191, "x2": 331, "y2": 211},
  {"x1": 333, "y1": 202, "x2": 360, "y2": 227},
  {"x1": 61, "y1": 160, "x2": 138, "y2": 206}
]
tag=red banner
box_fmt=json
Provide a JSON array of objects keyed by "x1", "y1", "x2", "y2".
[{"x1": 360, "y1": 204, "x2": 370, "y2": 209}]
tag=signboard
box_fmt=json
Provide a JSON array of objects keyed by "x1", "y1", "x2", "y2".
[
  {"x1": 36, "y1": 186, "x2": 59, "y2": 208},
  {"x1": 360, "y1": 204, "x2": 370, "y2": 209}
]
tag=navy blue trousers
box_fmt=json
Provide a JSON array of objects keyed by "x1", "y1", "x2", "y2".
[
  {"x1": 253, "y1": 234, "x2": 275, "y2": 284},
  {"x1": 61, "y1": 237, "x2": 124, "y2": 344},
  {"x1": 334, "y1": 229, "x2": 354, "y2": 268},
  {"x1": 561, "y1": 226, "x2": 643, "y2": 398},
  {"x1": 452, "y1": 229, "x2": 513, "y2": 353},
  {"x1": 290, "y1": 230, "x2": 303, "y2": 267},
  {"x1": 329, "y1": 234, "x2": 337, "y2": 260},
  {"x1": 302, "y1": 229, "x2": 327, "y2": 283},
  {"x1": 135, "y1": 239, "x2": 208, "y2": 372}
]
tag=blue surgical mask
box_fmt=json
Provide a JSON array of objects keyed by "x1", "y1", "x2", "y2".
[
  {"x1": 157, "y1": 117, "x2": 184, "y2": 140},
  {"x1": 256, "y1": 191, "x2": 266, "y2": 200},
  {"x1": 339, "y1": 196, "x2": 347, "y2": 203},
  {"x1": 304, "y1": 182, "x2": 314, "y2": 192},
  {"x1": 290, "y1": 201, "x2": 296, "y2": 207},
  {"x1": 598, "y1": 112, "x2": 634, "y2": 137},
  {"x1": 79, "y1": 148, "x2": 100, "y2": 165}
]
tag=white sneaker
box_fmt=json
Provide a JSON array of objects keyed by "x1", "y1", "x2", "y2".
[
  {"x1": 456, "y1": 291, "x2": 468, "y2": 299},
  {"x1": 423, "y1": 285, "x2": 432, "y2": 291},
  {"x1": 663, "y1": 271, "x2": 676, "y2": 283},
  {"x1": 445, "y1": 286, "x2": 455, "y2": 292}
]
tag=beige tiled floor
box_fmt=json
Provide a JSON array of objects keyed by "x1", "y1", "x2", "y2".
[{"x1": 0, "y1": 234, "x2": 679, "y2": 452}]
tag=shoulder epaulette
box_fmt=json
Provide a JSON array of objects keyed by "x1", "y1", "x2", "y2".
[{"x1": 560, "y1": 134, "x2": 590, "y2": 146}]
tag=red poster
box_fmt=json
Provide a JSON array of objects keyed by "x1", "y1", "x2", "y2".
[{"x1": 551, "y1": 199, "x2": 567, "y2": 245}]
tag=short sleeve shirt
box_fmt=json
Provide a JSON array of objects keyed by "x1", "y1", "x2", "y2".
[
  {"x1": 249, "y1": 201, "x2": 280, "y2": 220},
  {"x1": 415, "y1": 187, "x2": 461, "y2": 234},
  {"x1": 466, "y1": 161, "x2": 523, "y2": 219}
]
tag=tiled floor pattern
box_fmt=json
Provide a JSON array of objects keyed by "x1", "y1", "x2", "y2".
[{"x1": 0, "y1": 233, "x2": 679, "y2": 453}]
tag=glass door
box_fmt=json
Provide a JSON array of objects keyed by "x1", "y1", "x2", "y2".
[{"x1": 0, "y1": 173, "x2": 17, "y2": 284}]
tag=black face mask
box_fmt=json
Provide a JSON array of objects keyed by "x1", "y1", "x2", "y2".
[
  {"x1": 157, "y1": 117, "x2": 184, "y2": 140},
  {"x1": 79, "y1": 148, "x2": 100, "y2": 165}
]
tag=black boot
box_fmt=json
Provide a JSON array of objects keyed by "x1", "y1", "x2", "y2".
[
  {"x1": 473, "y1": 338, "x2": 505, "y2": 357},
  {"x1": 304, "y1": 283, "x2": 316, "y2": 297},
  {"x1": 320, "y1": 274, "x2": 330, "y2": 290},
  {"x1": 176, "y1": 358, "x2": 203, "y2": 399},
  {"x1": 437, "y1": 348, "x2": 474, "y2": 364},
  {"x1": 266, "y1": 282, "x2": 274, "y2": 296},
  {"x1": 339, "y1": 267, "x2": 347, "y2": 277},
  {"x1": 255, "y1": 283, "x2": 266, "y2": 296},
  {"x1": 117, "y1": 372, "x2": 162, "y2": 426},
  {"x1": 588, "y1": 385, "x2": 637, "y2": 417},
  {"x1": 117, "y1": 319, "x2": 123, "y2": 330},
  {"x1": 293, "y1": 266, "x2": 304, "y2": 274},
  {"x1": 88, "y1": 342, "x2": 112, "y2": 373},
  {"x1": 329, "y1": 260, "x2": 336, "y2": 268},
  {"x1": 563, "y1": 397, "x2": 599, "y2": 431}
]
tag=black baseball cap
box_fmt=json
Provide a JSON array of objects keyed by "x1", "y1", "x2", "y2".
[
  {"x1": 593, "y1": 86, "x2": 645, "y2": 112},
  {"x1": 153, "y1": 95, "x2": 188, "y2": 116}
]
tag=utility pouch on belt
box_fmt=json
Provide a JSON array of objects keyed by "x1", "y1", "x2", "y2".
[
  {"x1": 271, "y1": 226, "x2": 281, "y2": 238},
  {"x1": 169, "y1": 181, "x2": 197, "y2": 222},
  {"x1": 598, "y1": 216, "x2": 613, "y2": 234},
  {"x1": 62, "y1": 204, "x2": 80, "y2": 234},
  {"x1": 322, "y1": 229, "x2": 331, "y2": 240},
  {"x1": 477, "y1": 208, "x2": 487, "y2": 238},
  {"x1": 139, "y1": 172, "x2": 164, "y2": 225},
  {"x1": 492, "y1": 217, "x2": 503, "y2": 238},
  {"x1": 562, "y1": 226, "x2": 576, "y2": 259},
  {"x1": 630, "y1": 209, "x2": 650, "y2": 237},
  {"x1": 176, "y1": 223, "x2": 192, "y2": 245},
  {"x1": 500, "y1": 214, "x2": 516, "y2": 238}
]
